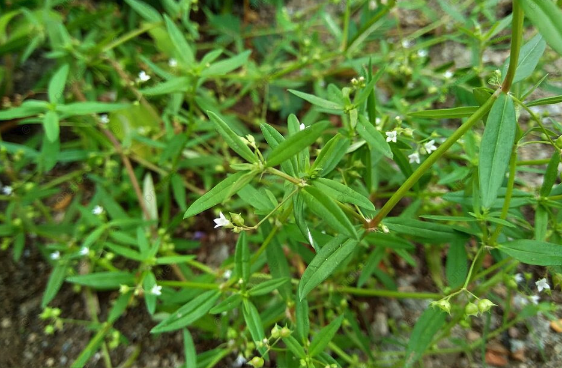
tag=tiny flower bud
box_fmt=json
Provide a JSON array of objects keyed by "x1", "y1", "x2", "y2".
[
  {"x1": 465, "y1": 302, "x2": 479, "y2": 317},
  {"x1": 477, "y1": 299, "x2": 496, "y2": 314},
  {"x1": 271, "y1": 325, "x2": 280, "y2": 339},
  {"x1": 229, "y1": 212, "x2": 245, "y2": 226},
  {"x1": 431, "y1": 299, "x2": 451, "y2": 314},
  {"x1": 249, "y1": 356, "x2": 264, "y2": 368},
  {"x1": 280, "y1": 326, "x2": 291, "y2": 338}
]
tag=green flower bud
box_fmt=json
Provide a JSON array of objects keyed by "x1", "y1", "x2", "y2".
[
  {"x1": 477, "y1": 299, "x2": 496, "y2": 314},
  {"x1": 271, "y1": 325, "x2": 280, "y2": 339},
  {"x1": 45, "y1": 325, "x2": 55, "y2": 335},
  {"x1": 555, "y1": 136, "x2": 562, "y2": 149},
  {"x1": 229, "y1": 212, "x2": 245, "y2": 226},
  {"x1": 249, "y1": 357, "x2": 264, "y2": 368},
  {"x1": 465, "y1": 302, "x2": 479, "y2": 317},
  {"x1": 280, "y1": 326, "x2": 291, "y2": 338},
  {"x1": 553, "y1": 273, "x2": 562, "y2": 290},
  {"x1": 431, "y1": 299, "x2": 451, "y2": 314}
]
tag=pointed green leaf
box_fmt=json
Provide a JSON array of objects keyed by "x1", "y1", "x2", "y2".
[
  {"x1": 183, "y1": 329, "x2": 197, "y2": 368},
  {"x1": 309, "y1": 315, "x2": 344, "y2": 357},
  {"x1": 184, "y1": 171, "x2": 256, "y2": 218},
  {"x1": 242, "y1": 300, "x2": 268, "y2": 356},
  {"x1": 207, "y1": 111, "x2": 256, "y2": 163},
  {"x1": 66, "y1": 271, "x2": 135, "y2": 290},
  {"x1": 382, "y1": 217, "x2": 459, "y2": 242},
  {"x1": 404, "y1": 308, "x2": 447, "y2": 368},
  {"x1": 155, "y1": 255, "x2": 195, "y2": 265},
  {"x1": 311, "y1": 133, "x2": 350, "y2": 177},
  {"x1": 282, "y1": 335, "x2": 306, "y2": 359},
  {"x1": 151, "y1": 290, "x2": 220, "y2": 333},
  {"x1": 540, "y1": 150, "x2": 560, "y2": 197},
  {"x1": 479, "y1": 93, "x2": 516, "y2": 209},
  {"x1": 353, "y1": 67, "x2": 385, "y2": 107},
  {"x1": 265, "y1": 120, "x2": 331, "y2": 168},
  {"x1": 248, "y1": 277, "x2": 290, "y2": 296},
  {"x1": 534, "y1": 205, "x2": 548, "y2": 241},
  {"x1": 527, "y1": 95, "x2": 562, "y2": 107},
  {"x1": 298, "y1": 235, "x2": 359, "y2": 300},
  {"x1": 260, "y1": 123, "x2": 297, "y2": 176},
  {"x1": 235, "y1": 232, "x2": 250, "y2": 284},
  {"x1": 498, "y1": 240, "x2": 562, "y2": 266},
  {"x1": 124, "y1": 0, "x2": 162, "y2": 22},
  {"x1": 164, "y1": 14, "x2": 194, "y2": 65},
  {"x1": 140, "y1": 77, "x2": 189, "y2": 95},
  {"x1": 519, "y1": 0, "x2": 562, "y2": 57},
  {"x1": 48, "y1": 64, "x2": 69, "y2": 104},
  {"x1": 56, "y1": 102, "x2": 130, "y2": 116},
  {"x1": 44, "y1": 110, "x2": 59, "y2": 142},
  {"x1": 312, "y1": 178, "x2": 375, "y2": 211},
  {"x1": 0, "y1": 104, "x2": 46, "y2": 120},
  {"x1": 502, "y1": 33, "x2": 546, "y2": 84},
  {"x1": 288, "y1": 89, "x2": 342, "y2": 110},
  {"x1": 201, "y1": 50, "x2": 251, "y2": 77},
  {"x1": 408, "y1": 106, "x2": 479, "y2": 119},
  {"x1": 143, "y1": 271, "x2": 157, "y2": 315},
  {"x1": 42, "y1": 262, "x2": 68, "y2": 307},
  {"x1": 357, "y1": 115, "x2": 392, "y2": 158},
  {"x1": 302, "y1": 186, "x2": 358, "y2": 240},
  {"x1": 446, "y1": 239, "x2": 468, "y2": 289},
  {"x1": 295, "y1": 297, "x2": 310, "y2": 343},
  {"x1": 209, "y1": 293, "x2": 243, "y2": 314}
]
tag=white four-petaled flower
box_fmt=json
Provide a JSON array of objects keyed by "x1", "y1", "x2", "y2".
[
  {"x1": 386, "y1": 130, "x2": 397, "y2": 143},
  {"x1": 417, "y1": 49, "x2": 428, "y2": 58},
  {"x1": 99, "y1": 114, "x2": 109, "y2": 124},
  {"x1": 536, "y1": 278, "x2": 550, "y2": 293},
  {"x1": 444, "y1": 70, "x2": 453, "y2": 79},
  {"x1": 408, "y1": 152, "x2": 420, "y2": 164},
  {"x1": 530, "y1": 295, "x2": 540, "y2": 305},
  {"x1": 151, "y1": 285, "x2": 162, "y2": 296},
  {"x1": 424, "y1": 140, "x2": 437, "y2": 154},
  {"x1": 2, "y1": 186, "x2": 13, "y2": 195},
  {"x1": 50, "y1": 251, "x2": 60, "y2": 260},
  {"x1": 92, "y1": 205, "x2": 104, "y2": 215},
  {"x1": 138, "y1": 71, "x2": 151, "y2": 82},
  {"x1": 514, "y1": 273, "x2": 524, "y2": 283},
  {"x1": 168, "y1": 58, "x2": 178, "y2": 68},
  {"x1": 80, "y1": 247, "x2": 89, "y2": 256},
  {"x1": 213, "y1": 212, "x2": 231, "y2": 228}
]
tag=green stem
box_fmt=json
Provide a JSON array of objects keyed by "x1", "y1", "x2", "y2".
[
  {"x1": 371, "y1": 89, "x2": 500, "y2": 227},
  {"x1": 267, "y1": 167, "x2": 302, "y2": 185},
  {"x1": 501, "y1": 0, "x2": 524, "y2": 93},
  {"x1": 251, "y1": 205, "x2": 293, "y2": 263},
  {"x1": 159, "y1": 280, "x2": 220, "y2": 290},
  {"x1": 516, "y1": 159, "x2": 550, "y2": 166},
  {"x1": 341, "y1": 0, "x2": 351, "y2": 51},
  {"x1": 102, "y1": 22, "x2": 161, "y2": 53}
]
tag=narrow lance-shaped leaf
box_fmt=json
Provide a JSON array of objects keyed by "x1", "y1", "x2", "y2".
[
  {"x1": 479, "y1": 93, "x2": 516, "y2": 209},
  {"x1": 66, "y1": 272, "x2": 135, "y2": 290},
  {"x1": 207, "y1": 111, "x2": 257, "y2": 163},
  {"x1": 183, "y1": 329, "x2": 197, "y2": 368},
  {"x1": 184, "y1": 171, "x2": 254, "y2": 219},
  {"x1": 288, "y1": 89, "x2": 342, "y2": 110},
  {"x1": 498, "y1": 240, "x2": 562, "y2": 266},
  {"x1": 248, "y1": 278, "x2": 290, "y2": 296},
  {"x1": 295, "y1": 297, "x2": 310, "y2": 343},
  {"x1": 301, "y1": 186, "x2": 359, "y2": 240},
  {"x1": 404, "y1": 308, "x2": 447, "y2": 368},
  {"x1": 48, "y1": 64, "x2": 69, "y2": 104},
  {"x1": 540, "y1": 150, "x2": 560, "y2": 197},
  {"x1": 519, "y1": 0, "x2": 562, "y2": 57},
  {"x1": 308, "y1": 315, "x2": 344, "y2": 357},
  {"x1": 312, "y1": 178, "x2": 375, "y2": 211},
  {"x1": 164, "y1": 14, "x2": 194, "y2": 65},
  {"x1": 266, "y1": 121, "x2": 331, "y2": 168},
  {"x1": 235, "y1": 232, "x2": 250, "y2": 284},
  {"x1": 209, "y1": 293, "x2": 243, "y2": 314},
  {"x1": 243, "y1": 300, "x2": 268, "y2": 357},
  {"x1": 408, "y1": 106, "x2": 479, "y2": 119},
  {"x1": 502, "y1": 33, "x2": 546, "y2": 84},
  {"x1": 42, "y1": 262, "x2": 68, "y2": 307},
  {"x1": 298, "y1": 235, "x2": 359, "y2": 300},
  {"x1": 124, "y1": 0, "x2": 162, "y2": 22},
  {"x1": 201, "y1": 50, "x2": 251, "y2": 77},
  {"x1": 357, "y1": 115, "x2": 392, "y2": 158},
  {"x1": 151, "y1": 290, "x2": 221, "y2": 333},
  {"x1": 44, "y1": 110, "x2": 60, "y2": 143},
  {"x1": 143, "y1": 271, "x2": 157, "y2": 315},
  {"x1": 310, "y1": 133, "x2": 350, "y2": 177}
]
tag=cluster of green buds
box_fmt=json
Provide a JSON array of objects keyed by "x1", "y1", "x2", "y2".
[
  {"x1": 465, "y1": 299, "x2": 496, "y2": 317},
  {"x1": 270, "y1": 324, "x2": 291, "y2": 339},
  {"x1": 40, "y1": 307, "x2": 63, "y2": 335},
  {"x1": 248, "y1": 356, "x2": 264, "y2": 368},
  {"x1": 350, "y1": 76, "x2": 366, "y2": 89}
]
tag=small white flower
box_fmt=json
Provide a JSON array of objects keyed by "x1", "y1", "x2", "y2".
[
  {"x1": 401, "y1": 39, "x2": 412, "y2": 48},
  {"x1": 514, "y1": 273, "x2": 524, "y2": 283},
  {"x1": 151, "y1": 285, "x2": 162, "y2": 296},
  {"x1": 2, "y1": 186, "x2": 13, "y2": 195},
  {"x1": 536, "y1": 278, "x2": 550, "y2": 293},
  {"x1": 375, "y1": 117, "x2": 381, "y2": 125},
  {"x1": 168, "y1": 58, "x2": 178, "y2": 68},
  {"x1": 417, "y1": 49, "x2": 428, "y2": 58},
  {"x1": 138, "y1": 71, "x2": 151, "y2": 82},
  {"x1": 80, "y1": 247, "x2": 89, "y2": 256},
  {"x1": 424, "y1": 140, "x2": 437, "y2": 154},
  {"x1": 223, "y1": 269, "x2": 232, "y2": 280},
  {"x1": 233, "y1": 354, "x2": 247, "y2": 367},
  {"x1": 408, "y1": 152, "x2": 420, "y2": 164},
  {"x1": 213, "y1": 212, "x2": 231, "y2": 228},
  {"x1": 92, "y1": 205, "x2": 103, "y2": 215},
  {"x1": 50, "y1": 251, "x2": 60, "y2": 260},
  {"x1": 299, "y1": 123, "x2": 306, "y2": 131},
  {"x1": 99, "y1": 114, "x2": 109, "y2": 124},
  {"x1": 444, "y1": 70, "x2": 453, "y2": 79},
  {"x1": 385, "y1": 130, "x2": 397, "y2": 143},
  {"x1": 530, "y1": 295, "x2": 540, "y2": 305}
]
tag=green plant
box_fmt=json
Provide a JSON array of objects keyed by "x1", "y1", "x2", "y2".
[{"x1": 1, "y1": 0, "x2": 562, "y2": 367}]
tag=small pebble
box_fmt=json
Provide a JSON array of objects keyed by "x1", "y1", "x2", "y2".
[{"x1": 1, "y1": 318, "x2": 11, "y2": 328}]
